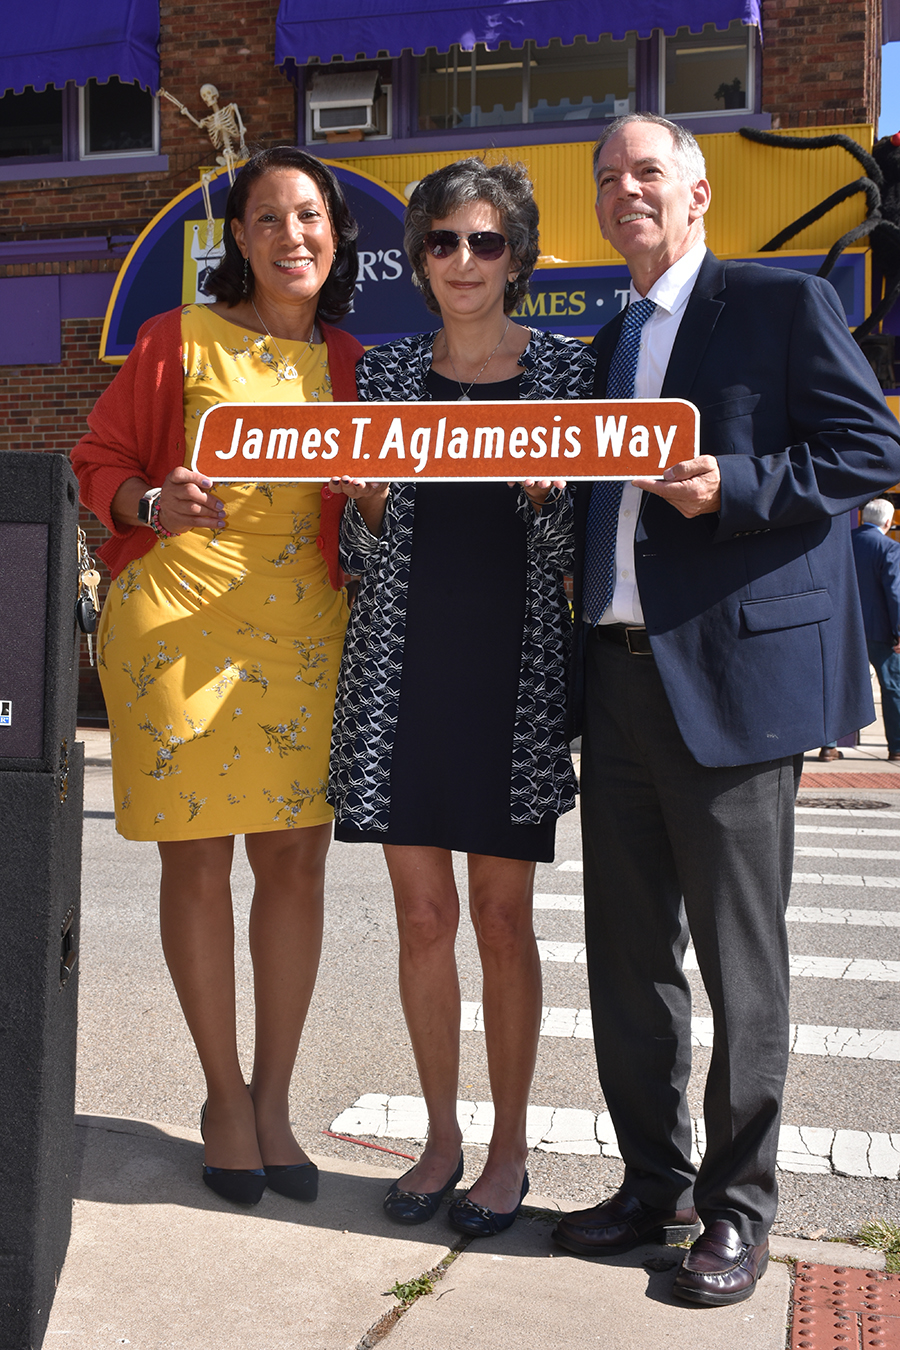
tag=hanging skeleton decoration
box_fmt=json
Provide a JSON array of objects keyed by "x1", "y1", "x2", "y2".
[{"x1": 159, "y1": 84, "x2": 249, "y2": 246}]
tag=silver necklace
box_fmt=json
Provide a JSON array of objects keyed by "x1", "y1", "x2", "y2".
[
  {"x1": 250, "y1": 299, "x2": 315, "y2": 381},
  {"x1": 442, "y1": 320, "x2": 510, "y2": 401}
]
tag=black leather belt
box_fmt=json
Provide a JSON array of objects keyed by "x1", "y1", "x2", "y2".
[{"x1": 593, "y1": 624, "x2": 653, "y2": 656}]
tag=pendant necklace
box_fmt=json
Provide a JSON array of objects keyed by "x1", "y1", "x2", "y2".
[
  {"x1": 442, "y1": 320, "x2": 510, "y2": 401},
  {"x1": 251, "y1": 298, "x2": 315, "y2": 381}
]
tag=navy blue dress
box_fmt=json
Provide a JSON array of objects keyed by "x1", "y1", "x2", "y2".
[{"x1": 334, "y1": 369, "x2": 557, "y2": 861}]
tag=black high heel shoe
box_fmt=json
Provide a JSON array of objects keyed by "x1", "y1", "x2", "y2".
[
  {"x1": 263, "y1": 1162, "x2": 319, "y2": 1202},
  {"x1": 199, "y1": 1101, "x2": 267, "y2": 1207},
  {"x1": 449, "y1": 1171, "x2": 529, "y2": 1237},
  {"x1": 383, "y1": 1153, "x2": 464, "y2": 1225}
]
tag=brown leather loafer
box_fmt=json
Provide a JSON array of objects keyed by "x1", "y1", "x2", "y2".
[
  {"x1": 552, "y1": 1188, "x2": 701, "y2": 1257},
  {"x1": 672, "y1": 1220, "x2": 769, "y2": 1305}
]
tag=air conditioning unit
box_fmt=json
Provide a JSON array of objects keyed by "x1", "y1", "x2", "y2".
[{"x1": 308, "y1": 70, "x2": 386, "y2": 136}]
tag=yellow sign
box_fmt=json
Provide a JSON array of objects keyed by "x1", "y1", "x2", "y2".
[{"x1": 181, "y1": 219, "x2": 225, "y2": 305}]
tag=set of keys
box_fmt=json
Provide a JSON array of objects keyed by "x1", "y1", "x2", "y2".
[{"x1": 76, "y1": 527, "x2": 102, "y2": 666}]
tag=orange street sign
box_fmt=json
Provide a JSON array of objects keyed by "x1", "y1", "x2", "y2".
[{"x1": 192, "y1": 399, "x2": 699, "y2": 481}]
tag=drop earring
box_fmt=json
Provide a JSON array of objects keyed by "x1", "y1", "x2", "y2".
[{"x1": 242, "y1": 256, "x2": 249, "y2": 295}]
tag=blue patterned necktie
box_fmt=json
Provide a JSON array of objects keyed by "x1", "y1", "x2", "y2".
[{"x1": 583, "y1": 296, "x2": 658, "y2": 625}]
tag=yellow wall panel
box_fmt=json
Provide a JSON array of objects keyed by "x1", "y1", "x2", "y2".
[{"x1": 334, "y1": 124, "x2": 875, "y2": 264}]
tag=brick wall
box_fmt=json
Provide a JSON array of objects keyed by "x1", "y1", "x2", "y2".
[
  {"x1": 761, "y1": 0, "x2": 882, "y2": 128},
  {"x1": 158, "y1": 0, "x2": 295, "y2": 198},
  {"x1": 0, "y1": 318, "x2": 116, "y2": 455}
]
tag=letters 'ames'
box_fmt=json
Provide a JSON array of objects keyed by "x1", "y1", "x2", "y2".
[{"x1": 192, "y1": 398, "x2": 699, "y2": 482}]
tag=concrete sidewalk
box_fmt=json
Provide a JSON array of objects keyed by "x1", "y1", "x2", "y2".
[{"x1": 44, "y1": 1113, "x2": 884, "y2": 1350}]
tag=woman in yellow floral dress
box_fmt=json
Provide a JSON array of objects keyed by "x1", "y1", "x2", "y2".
[{"x1": 72, "y1": 147, "x2": 362, "y2": 1206}]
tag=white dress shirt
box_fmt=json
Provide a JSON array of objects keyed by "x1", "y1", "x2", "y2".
[{"x1": 598, "y1": 240, "x2": 707, "y2": 626}]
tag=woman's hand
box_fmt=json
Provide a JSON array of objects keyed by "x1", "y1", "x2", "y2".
[
  {"x1": 110, "y1": 468, "x2": 227, "y2": 535},
  {"x1": 157, "y1": 467, "x2": 227, "y2": 534},
  {"x1": 329, "y1": 476, "x2": 388, "y2": 502},
  {"x1": 511, "y1": 477, "x2": 567, "y2": 513},
  {"x1": 330, "y1": 476, "x2": 390, "y2": 535}
]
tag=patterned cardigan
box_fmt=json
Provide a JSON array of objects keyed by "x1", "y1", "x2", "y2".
[{"x1": 327, "y1": 327, "x2": 597, "y2": 833}]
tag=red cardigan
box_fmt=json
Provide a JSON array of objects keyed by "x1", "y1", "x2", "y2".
[{"x1": 71, "y1": 307, "x2": 363, "y2": 584}]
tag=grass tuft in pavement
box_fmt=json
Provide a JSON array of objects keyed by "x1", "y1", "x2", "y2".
[
  {"x1": 388, "y1": 1273, "x2": 435, "y2": 1306},
  {"x1": 856, "y1": 1218, "x2": 900, "y2": 1273}
]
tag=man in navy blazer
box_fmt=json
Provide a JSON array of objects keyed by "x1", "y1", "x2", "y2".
[
  {"x1": 553, "y1": 113, "x2": 900, "y2": 1305},
  {"x1": 852, "y1": 498, "x2": 900, "y2": 759}
]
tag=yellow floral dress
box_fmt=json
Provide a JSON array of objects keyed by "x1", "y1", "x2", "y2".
[{"x1": 98, "y1": 304, "x2": 349, "y2": 842}]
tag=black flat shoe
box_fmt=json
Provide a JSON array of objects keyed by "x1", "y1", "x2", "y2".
[
  {"x1": 202, "y1": 1165, "x2": 267, "y2": 1206},
  {"x1": 264, "y1": 1162, "x2": 319, "y2": 1202},
  {"x1": 383, "y1": 1153, "x2": 464, "y2": 1225},
  {"x1": 199, "y1": 1100, "x2": 267, "y2": 1206},
  {"x1": 449, "y1": 1171, "x2": 529, "y2": 1237}
]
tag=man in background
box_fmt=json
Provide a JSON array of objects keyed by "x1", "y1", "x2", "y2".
[{"x1": 852, "y1": 498, "x2": 900, "y2": 761}]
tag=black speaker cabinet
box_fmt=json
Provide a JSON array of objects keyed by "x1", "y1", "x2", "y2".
[
  {"x1": 0, "y1": 454, "x2": 83, "y2": 1350},
  {"x1": 0, "y1": 452, "x2": 80, "y2": 772}
]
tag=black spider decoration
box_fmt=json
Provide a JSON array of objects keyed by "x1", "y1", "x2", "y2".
[{"x1": 739, "y1": 126, "x2": 900, "y2": 351}]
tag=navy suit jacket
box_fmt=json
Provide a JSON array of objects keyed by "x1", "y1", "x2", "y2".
[
  {"x1": 571, "y1": 252, "x2": 900, "y2": 766},
  {"x1": 851, "y1": 523, "x2": 900, "y2": 646}
]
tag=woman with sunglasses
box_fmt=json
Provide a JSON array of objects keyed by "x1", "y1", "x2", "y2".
[{"x1": 329, "y1": 159, "x2": 595, "y2": 1237}]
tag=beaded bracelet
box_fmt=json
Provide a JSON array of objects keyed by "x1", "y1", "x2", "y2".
[{"x1": 148, "y1": 493, "x2": 177, "y2": 539}]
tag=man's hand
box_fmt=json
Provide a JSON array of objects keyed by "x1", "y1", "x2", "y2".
[{"x1": 631, "y1": 456, "x2": 721, "y2": 518}]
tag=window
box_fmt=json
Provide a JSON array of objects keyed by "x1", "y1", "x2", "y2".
[
  {"x1": 0, "y1": 85, "x2": 64, "y2": 159},
  {"x1": 660, "y1": 21, "x2": 754, "y2": 116},
  {"x1": 80, "y1": 78, "x2": 157, "y2": 155},
  {"x1": 298, "y1": 23, "x2": 758, "y2": 147},
  {"x1": 418, "y1": 35, "x2": 636, "y2": 131},
  {"x1": 0, "y1": 78, "x2": 158, "y2": 163}
]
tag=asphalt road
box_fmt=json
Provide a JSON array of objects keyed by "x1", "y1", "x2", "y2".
[{"x1": 77, "y1": 758, "x2": 899, "y2": 1240}]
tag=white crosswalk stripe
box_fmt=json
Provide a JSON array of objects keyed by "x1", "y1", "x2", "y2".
[
  {"x1": 796, "y1": 844, "x2": 900, "y2": 860},
  {"x1": 459, "y1": 1001, "x2": 900, "y2": 1060},
  {"x1": 559, "y1": 858, "x2": 900, "y2": 888},
  {"x1": 330, "y1": 1095, "x2": 900, "y2": 1179},
  {"x1": 793, "y1": 872, "x2": 900, "y2": 888},
  {"x1": 797, "y1": 824, "x2": 900, "y2": 837},
  {"x1": 787, "y1": 907, "x2": 900, "y2": 926},
  {"x1": 535, "y1": 893, "x2": 900, "y2": 926},
  {"x1": 536, "y1": 940, "x2": 900, "y2": 980},
  {"x1": 785, "y1": 954, "x2": 900, "y2": 980},
  {"x1": 534, "y1": 893, "x2": 584, "y2": 910}
]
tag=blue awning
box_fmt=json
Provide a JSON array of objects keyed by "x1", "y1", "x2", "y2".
[
  {"x1": 276, "y1": 0, "x2": 760, "y2": 64},
  {"x1": 886, "y1": 0, "x2": 900, "y2": 43},
  {"x1": 1, "y1": 0, "x2": 160, "y2": 97}
]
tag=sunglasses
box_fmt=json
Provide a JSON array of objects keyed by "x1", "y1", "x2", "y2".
[{"x1": 423, "y1": 229, "x2": 510, "y2": 261}]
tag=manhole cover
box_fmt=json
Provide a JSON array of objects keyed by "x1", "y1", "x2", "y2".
[{"x1": 799, "y1": 797, "x2": 896, "y2": 810}]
